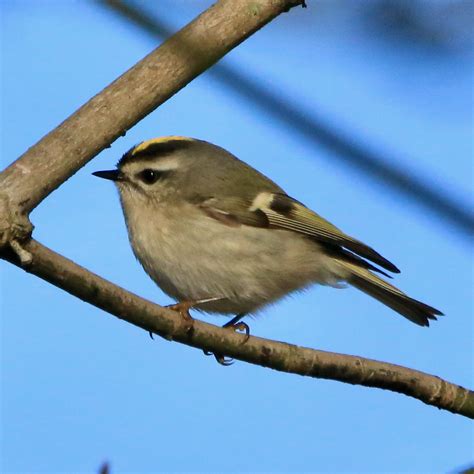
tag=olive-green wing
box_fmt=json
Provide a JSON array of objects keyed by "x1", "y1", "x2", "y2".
[
  {"x1": 197, "y1": 192, "x2": 400, "y2": 274},
  {"x1": 263, "y1": 193, "x2": 400, "y2": 273},
  {"x1": 197, "y1": 196, "x2": 269, "y2": 228}
]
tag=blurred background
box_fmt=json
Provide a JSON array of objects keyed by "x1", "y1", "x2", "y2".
[{"x1": 1, "y1": 0, "x2": 473, "y2": 472}]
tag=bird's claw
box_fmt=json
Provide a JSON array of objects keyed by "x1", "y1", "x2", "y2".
[
  {"x1": 214, "y1": 355, "x2": 234, "y2": 366},
  {"x1": 148, "y1": 297, "x2": 226, "y2": 339},
  {"x1": 229, "y1": 321, "x2": 250, "y2": 344},
  {"x1": 166, "y1": 301, "x2": 194, "y2": 320},
  {"x1": 204, "y1": 350, "x2": 235, "y2": 366},
  {"x1": 204, "y1": 319, "x2": 251, "y2": 366}
]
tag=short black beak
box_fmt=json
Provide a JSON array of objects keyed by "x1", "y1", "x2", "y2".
[{"x1": 92, "y1": 169, "x2": 120, "y2": 181}]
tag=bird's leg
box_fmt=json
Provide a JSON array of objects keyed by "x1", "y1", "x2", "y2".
[
  {"x1": 204, "y1": 313, "x2": 250, "y2": 365},
  {"x1": 149, "y1": 296, "x2": 225, "y2": 339},
  {"x1": 223, "y1": 313, "x2": 250, "y2": 340},
  {"x1": 166, "y1": 300, "x2": 195, "y2": 320}
]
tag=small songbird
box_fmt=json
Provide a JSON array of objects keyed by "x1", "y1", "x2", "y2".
[{"x1": 93, "y1": 136, "x2": 442, "y2": 334}]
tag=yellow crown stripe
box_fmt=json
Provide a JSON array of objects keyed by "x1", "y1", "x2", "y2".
[{"x1": 131, "y1": 136, "x2": 193, "y2": 155}]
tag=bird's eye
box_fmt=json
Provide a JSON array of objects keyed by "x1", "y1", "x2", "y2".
[{"x1": 139, "y1": 169, "x2": 162, "y2": 184}]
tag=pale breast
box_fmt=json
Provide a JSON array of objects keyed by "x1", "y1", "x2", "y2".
[{"x1": 123, "y1": 201, "x2": 345, "y2": 315}]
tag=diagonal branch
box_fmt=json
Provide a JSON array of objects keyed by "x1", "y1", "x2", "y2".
[
  {"x1": 0, "y1": 0, "x2": 305, "y2": 218},
  {"x1": 3, "y1": 239, "x2": 473, "y2": 419}
]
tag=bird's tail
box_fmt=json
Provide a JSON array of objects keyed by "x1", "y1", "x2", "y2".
[{"x1": 338, "y1": 261, "x2": 443, "y2": 326}]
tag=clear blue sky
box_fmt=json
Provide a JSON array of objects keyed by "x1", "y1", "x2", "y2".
[{"x1": 1, "y1": 1, "x2": 473, "y2": 472}]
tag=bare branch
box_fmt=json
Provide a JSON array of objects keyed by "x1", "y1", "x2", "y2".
[
  {"x1": 0, "y1": 0, "x2": 304, "y2": 218},
  {"x1": 3, "y1": 239, "x2": 473, "y2": 419}
]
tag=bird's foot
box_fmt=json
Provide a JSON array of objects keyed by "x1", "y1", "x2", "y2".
[
  {"x1": 224, "y1": 320, "x2": 250, "y2": 340},
  {"x1": 166, "y1": 300, "x2": 195, "y2": 320},
  {"x1": 149, "y1": 297, "x2": 224, "y2": 339},
  {"x1": 204, "y1": 314, "x2": 249, "y2": 366}
]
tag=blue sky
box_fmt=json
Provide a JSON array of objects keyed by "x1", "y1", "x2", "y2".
[{"x1": 1, "y1": 1, "x2": 473, "y2": 472}]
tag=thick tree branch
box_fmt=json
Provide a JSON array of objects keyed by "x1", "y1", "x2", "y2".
[
  {"x1": 0, "y1": 0, "x2": 304, "y2": 226},
  {"x1": 2, "y1": 239, "x2": 473, "y2": 419}
]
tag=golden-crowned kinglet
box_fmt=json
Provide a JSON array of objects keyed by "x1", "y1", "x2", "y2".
[{"x1": 93, "y1": 136, "x2": 442, "y2": 328}]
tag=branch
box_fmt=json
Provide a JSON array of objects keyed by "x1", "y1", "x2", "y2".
[
  {"x1": 0, "y1": 0, "x2": 304, "y2": 218},
  {"x1": 3, "y1": 239, "x2": 473, "y2": 419}
]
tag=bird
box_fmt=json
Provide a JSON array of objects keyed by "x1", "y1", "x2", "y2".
[{"x1": 93, "y1": 136, "x2": 442, "y2": 358}]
